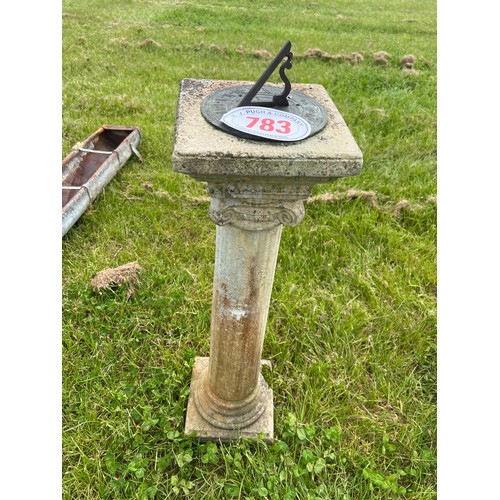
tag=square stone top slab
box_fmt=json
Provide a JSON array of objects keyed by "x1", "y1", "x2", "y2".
[{"x1": 172, "y1": 79, "x2": 363, "y2": 181}]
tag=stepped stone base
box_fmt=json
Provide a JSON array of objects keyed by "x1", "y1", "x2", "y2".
[{"x1": 184, "y1": 357, "x2": 274, "y2": 443}]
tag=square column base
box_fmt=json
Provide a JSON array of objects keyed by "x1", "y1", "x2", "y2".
[{"x1": 184, "y1": 357, "x2": 274, "y2": 443}]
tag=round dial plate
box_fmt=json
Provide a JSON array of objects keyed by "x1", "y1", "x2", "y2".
[{"x1": 201, "y1": 84, "x2": 328, "y2": 142}]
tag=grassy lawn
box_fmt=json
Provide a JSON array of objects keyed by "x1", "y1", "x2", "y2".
[{"x1": 62, "y1": 0, "x2": 436, "y2": 498}]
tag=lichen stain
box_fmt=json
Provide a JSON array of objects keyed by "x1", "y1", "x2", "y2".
[{"x1": 209, "y1": 256, "x2": 264, "y2": 401}]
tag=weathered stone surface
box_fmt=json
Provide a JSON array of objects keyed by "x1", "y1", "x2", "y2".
[
  {"x1": 172, "y1": 78, "x2": 363, "y2": 181},
  {"x1": 173, "y1": 79, "x2": 363, "y2": 443},
  {"x1": 185, "y1": 357, "x2": 273, "y2": 443}
]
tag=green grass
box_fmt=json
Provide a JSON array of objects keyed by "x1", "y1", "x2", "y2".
[{"x1": 62, "y1": 0, "x2": 436, "y2": 497}]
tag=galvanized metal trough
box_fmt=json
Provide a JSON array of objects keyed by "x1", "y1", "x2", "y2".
[{"x1": 62, "y1": 125, "x2": 142, "y2": 236}]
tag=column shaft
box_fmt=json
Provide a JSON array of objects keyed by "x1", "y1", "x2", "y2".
[{"x1": 208, "y1": 223, "x2": 282, "y2": 402}]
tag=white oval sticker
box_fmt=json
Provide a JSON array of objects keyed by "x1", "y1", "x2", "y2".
[{"x1": 221, "y1": 106, "x2": 312, "y2": 142}]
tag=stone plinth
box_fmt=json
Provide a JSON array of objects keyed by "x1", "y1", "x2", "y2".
[{"x1": 172, "y1": 78, "x2": 363, "y2": 442}]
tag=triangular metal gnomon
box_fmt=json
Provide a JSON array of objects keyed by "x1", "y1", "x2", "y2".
[{"x1": 238, "y1": 40, "x2": 293, "y2": 108}]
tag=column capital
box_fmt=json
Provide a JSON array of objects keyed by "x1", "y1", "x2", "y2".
[
  {"x1": 208, "y1": 197, "x2": 304, "y2": 230},
  {"x1": 205, "y1": 179, "x2": 312, "y2": 231}
]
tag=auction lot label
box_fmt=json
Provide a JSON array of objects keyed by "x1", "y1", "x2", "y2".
[{"x1": 221, "y1": 106, "x2": 312, "y2": 142}]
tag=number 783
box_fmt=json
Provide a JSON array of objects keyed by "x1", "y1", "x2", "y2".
[{"x1": 246, "y1": 116, "x2": 291, "y2": 134}]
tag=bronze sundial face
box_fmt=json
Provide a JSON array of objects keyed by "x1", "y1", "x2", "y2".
[
  {"x1": 200, "y1": 41, "x2": 329, "y2": 142},
  {"x1": 201, "y1": 84, "x2": 328, "y2": 142}
]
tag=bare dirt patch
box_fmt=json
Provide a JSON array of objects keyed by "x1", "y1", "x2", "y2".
[
  {"x1": 349, "y1": 52, "x2": 364, "y2": 63},
  {"x1": 302, "y1": 49, "x2": 364, "y2": 64},
  {"x1": 400, "y1": 54, "x2": 416, "y2": 68},
  {"x1": 252, "y1": 49, "x2": 273, "y2": 59},
  {"x1": 307, "y1": 189, "x2": 378, "y2": 208},
  {"x1": 372, "y1": 51, "x2": 390, "y2": 66},
  {"x1": 303, "y1": 48, "x2": 345, "y2": 62},
  {"x1": 139, "y1": 38, "x2": 162, "y2": 48},
  {"x1": 307, "y1": 190, "x2": 436, "y2": 214},
  {"x1": 393, "y1": 199, "x2": 410, "y2": 216}
]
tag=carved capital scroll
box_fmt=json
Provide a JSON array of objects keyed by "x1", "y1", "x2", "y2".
[{"x1": 208, "y1": 197, "x2": 304, "y2": 231}]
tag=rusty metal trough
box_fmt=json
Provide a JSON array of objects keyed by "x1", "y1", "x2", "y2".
[{"x1": 62, "y1": 125, "x2": 142, "y2": 236}]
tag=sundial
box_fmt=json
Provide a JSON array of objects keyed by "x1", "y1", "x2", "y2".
[
  {"x1": 173, "y1": 50, "x2": 363, "y2": 443},
  {"x1": 201, "y1": 41, "x2": 328, "y2": 142}
]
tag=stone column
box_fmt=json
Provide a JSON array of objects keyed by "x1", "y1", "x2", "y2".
[
  {"x1": 185, "y1": 182, "x2": 309, "y2": 441},
  {"x1": 172, "y1": 78, "x2": 363, "y2": 442}
]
